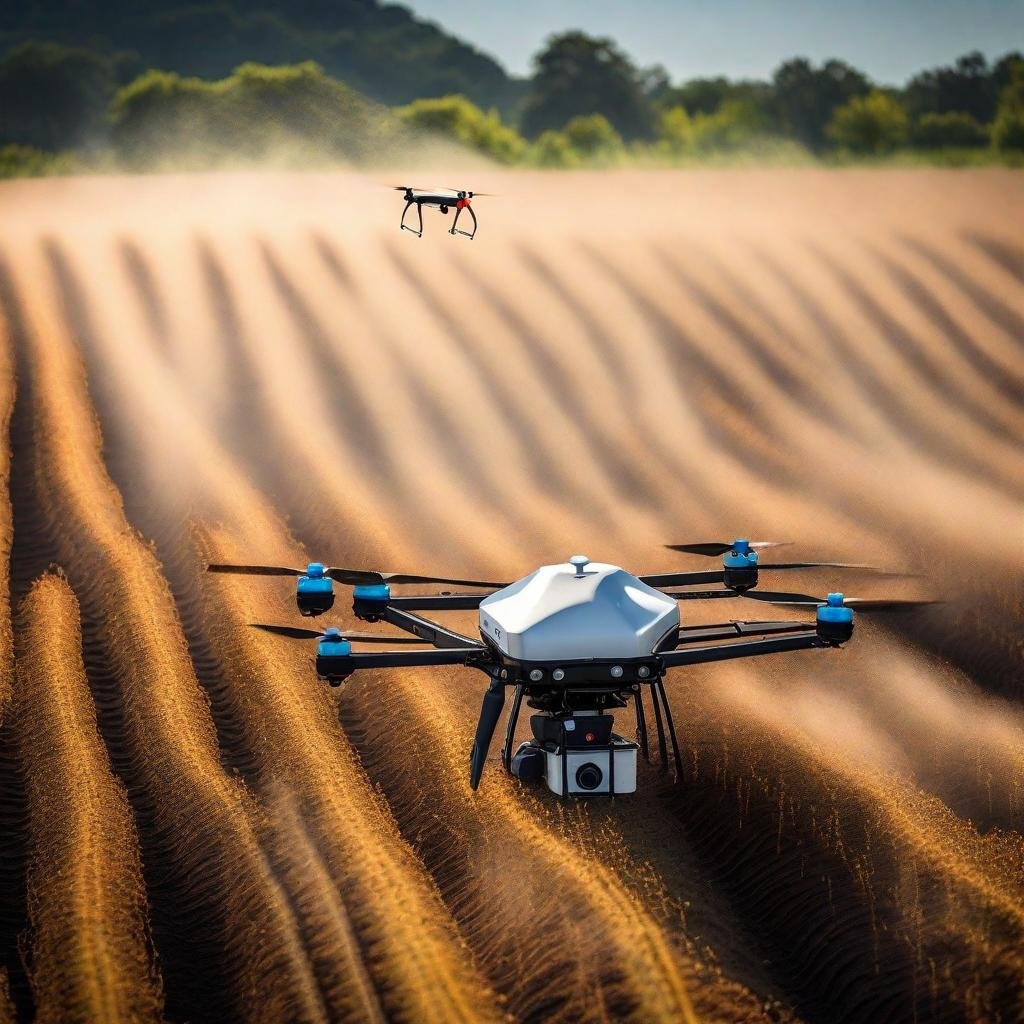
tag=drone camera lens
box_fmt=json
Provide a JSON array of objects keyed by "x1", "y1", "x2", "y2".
[
  {"x1": 638, "y1": 665, "x2": 650, "y2": 678},
  {"x1": 529, "y1": 668, "x2": 544, "y2": 681},
  {"x1": 552, "y1": 668, "x2": 565, "y2": 681},
  {"x1": 575, "y1": 763, "x2": 603, "y2": 791},
  {"x1": 610, "y1": 665, "x2": 623, "y2": 678}
]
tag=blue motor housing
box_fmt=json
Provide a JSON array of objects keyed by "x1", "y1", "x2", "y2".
[
  {"x1": 353, "y1": 583, "x2": 391, "y2": 621},
  {"x1": 297, "y1": 562, "x2": 334, "y2": 617},
  {"x1": 315, "y1": 628, "x2": 353, "y2": 686},
  {"x1": 816, "y1": 593, "x2": 854, "y2": 645},
  {"x1": 723, "y1": 539, "x2": 758, "y2": 592}
]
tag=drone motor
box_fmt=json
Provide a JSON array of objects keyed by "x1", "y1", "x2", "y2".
[{"x1": 296, "y1": 562, "x2": 335, "y2": 616}]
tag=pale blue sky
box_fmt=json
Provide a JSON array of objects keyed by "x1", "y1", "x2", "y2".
[{"x1": 406, "y1": 0, "x2": 1024, "y2": 83}]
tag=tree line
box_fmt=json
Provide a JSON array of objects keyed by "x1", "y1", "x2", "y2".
[{"x1": 1, "y1": 30, "x2": 1022, "y2": 177}]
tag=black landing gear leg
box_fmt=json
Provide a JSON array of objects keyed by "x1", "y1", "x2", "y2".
[
  {"x1": 501, "y1": 684, "x2": 525, "y2": 773},
  {"x1": 401, "y1": 200, "x2": 423, "y2": 237}
]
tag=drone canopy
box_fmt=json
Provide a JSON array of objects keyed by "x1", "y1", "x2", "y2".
[{"x1": 479, "y1": 558, "x2": 679, "y2": 661}]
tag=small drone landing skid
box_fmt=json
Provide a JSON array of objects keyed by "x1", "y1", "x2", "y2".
[{"x1": 395, "y1": 186, "x2": 483, "y2": 239}]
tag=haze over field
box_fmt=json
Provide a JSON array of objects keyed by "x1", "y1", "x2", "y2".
[{"x1": 0, "y1": 167, "x2": 1022, "y2": 1023}]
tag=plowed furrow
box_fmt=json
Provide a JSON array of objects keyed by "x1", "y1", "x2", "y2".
[
  {"x1": 0, "y1": 275, "x2": 29, "y2": 1020},
  {"x1": 198, "y1": 529, "x2": 504, "y2": 1024},
  {"x1": 35, "y1": 239, "x2": 503, "y2": 1024},
  {"x1": 665, "y1": 664, "x2": 1024, "y2": 1024},
  {"x1": 1, "y1": 167, "x2": 1021, "y2": 1024},
  {"x1": 5, "y1": 247, "x2": 338, "y2": 1024},
  {"x1": 13, "y1": 573, "x2": 164, "y2": 1024}
]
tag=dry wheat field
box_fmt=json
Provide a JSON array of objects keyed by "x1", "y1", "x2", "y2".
[{"x1": 0, "y1": 167, "x2": 1022, "y2": 1024}]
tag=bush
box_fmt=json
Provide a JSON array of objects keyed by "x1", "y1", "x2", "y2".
[
  {"x1": 111, "y1": 61, "x2": 393, "y2": 168},
  {"x1": 396, "y1": 93, "x2": 525, "y2": 163},
  {"x1": 529, "y1": 130, "x2": 579, "y2": 167},
  {"x1": 0, "y1": 144, "x2": 76, "y2": 178},
  {"x1": 828, "y1": 90, "x2": 908, "y2": 153},
  {"x1": 911, "y1": 111, "x2": 988, "y2": 148},
  {"x1": 656, "y1": 106, "x2": 695, "y2": 156},
  {"x1": 561, "y1": 113, "x2": 624, "y2": 164},
  {"x1": 691, "y1": 100, "x2": 770, "y2": 153}
]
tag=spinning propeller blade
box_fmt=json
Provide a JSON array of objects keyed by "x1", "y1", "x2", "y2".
[
  {"x1": 758, "y1": 561, "x2": 895, "y2": 572},
  {"x1": 205, "y1": 562, "x2": 507, "y2": 588},
  {"x1": 250, "y1": 624, "x2": 426, "y2": 643},
  {"x1": 328, "y1": 568, "x2": 510, "y2": 588},
  {"x1": 666, "y1": 541, "x2": 789, "y2": 556},
  {"x1": 469, "y1": 677, "x2": 505, "y2": 790},
  {"x1": 740, "y1": 592, "x2": 939, "y2": 611},
  {"x1": 208, "y1": 563, "x2": 304, "y2": 576},
  {"x1": 251, "y1": 623, "x2": 322, "y2": 639}
]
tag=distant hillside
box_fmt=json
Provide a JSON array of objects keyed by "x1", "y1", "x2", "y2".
[{"x1": 0, "y1": 0, "x2": 522, "y2": 110}]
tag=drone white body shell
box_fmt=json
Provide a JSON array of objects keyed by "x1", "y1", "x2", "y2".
[{"x1": 478, "y1": 558, "x2": 680, "y2": 662}]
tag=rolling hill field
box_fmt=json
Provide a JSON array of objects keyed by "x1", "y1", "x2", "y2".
[{"x1": 0, "y1": 167, "x2": 1022, "y2": 1024}]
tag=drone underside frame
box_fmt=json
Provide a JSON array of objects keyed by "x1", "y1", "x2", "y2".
[
  {"x1": 338, "y1": 587, "x2": 835, "y2": 790},
  {"x1": 401, "y1": 196, "x2": 478, "y2": 239}
]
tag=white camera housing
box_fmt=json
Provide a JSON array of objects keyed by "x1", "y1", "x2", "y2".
[{"x1": 544, "y1": 736, "x2": 638, "y2": 796}]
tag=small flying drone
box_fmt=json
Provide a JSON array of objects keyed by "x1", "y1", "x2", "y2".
[
  {"x1": 393, "y1": 186, "x2": 490, "y2": 239},
  {"x1": 209, "y1": 541, "x2": 933, "y2": 798}
]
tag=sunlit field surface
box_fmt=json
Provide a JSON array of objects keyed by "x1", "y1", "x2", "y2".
[{"x1": 0, "y1": 167, "x2": 1022, "y2": 1024}]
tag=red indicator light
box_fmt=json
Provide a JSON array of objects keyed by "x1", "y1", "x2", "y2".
[{"x1": 585, "y1": 731, "x2": 596, "y2": 743}]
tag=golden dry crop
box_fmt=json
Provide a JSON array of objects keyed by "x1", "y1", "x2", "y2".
[{"x1": 0, "y1": 167, "x2": 1021, "y2": 1023}]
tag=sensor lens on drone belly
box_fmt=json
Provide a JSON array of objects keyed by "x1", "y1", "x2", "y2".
[
  {"x1": 515, "y1": 713, "x2": 637, "y2": 796},
  {"x1": 296, "y1": 562, "x2": 334, "y2": 616}
]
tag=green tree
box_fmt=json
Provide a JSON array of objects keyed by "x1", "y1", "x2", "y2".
[
  {"x1": 0, "y1": 42, "x2": 115, "y2": 150},
  {"x1": 773, "y1": 58, "x2": 870, "y2": 150},
  {"x1": 827, "y1": 90, "x2": 908, "y2": 153},
  {"x1": 519, "y1": 32, "x2": 653, "y2": 141},
  {"x1": 911, "y1": 111, "x2": 988, "y2": 148},
  {"x1": 396, "y1": 94, "x2": 524, "y2": 163},
  {"x1": 658, "y1": 76, "x2": 773, "y2": 120},
  {"x1": 991, "y1": 60, "x2": 1024, "y2": 151},
  {"x1": 903, "y1": 51, "x2": 1001, "y2": 121}
]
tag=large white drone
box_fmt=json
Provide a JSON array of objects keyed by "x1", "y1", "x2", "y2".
[{"x1": 209, "y1": 541, "x2": 932, "y2": 798}]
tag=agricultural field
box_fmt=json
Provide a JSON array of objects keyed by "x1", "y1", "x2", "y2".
[{"x1": 0, "y1": 167, "x2": 1022, "y2": 1023}]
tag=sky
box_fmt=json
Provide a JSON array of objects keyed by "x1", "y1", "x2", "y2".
[{"x1": 405, "y1": 0, "x2": 1024, "y2": 84}]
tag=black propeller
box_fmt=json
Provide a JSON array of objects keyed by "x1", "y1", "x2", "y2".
[
  {"x1": 208, "y1": 563, "x2": 508, "y2": 588},
  {"x1": 758, "y1": 561, "x2": 900, "y2": 572},
  {"x1": 250, "y1": 624, "x2": 425, "y2": 643},
  {"x1": 740, "y1": 591, "x2": 939, "y2": 611},
  {"x1": 639, "y1": 562, "x2": 888, "y2": 589},
  {"x1": 667, "y1": 541, "x2": 790, "y2": 556},
  {"x1": 469, "y1": 677, "x2": 506, "y2": 790}
]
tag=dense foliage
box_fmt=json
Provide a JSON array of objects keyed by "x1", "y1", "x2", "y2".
[
  {"x1": 0, "y1": 13, "x2": 1022, "y2": 176},
  {"x1": 111, "y1": 61, "x2": 393, "y2": 167},
  {"x1": 0, "y1": 0, "x2": 518, "y2": 110},
  {"x1": 519, "y1": 32, "x2": 654, "y2": 141}
]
